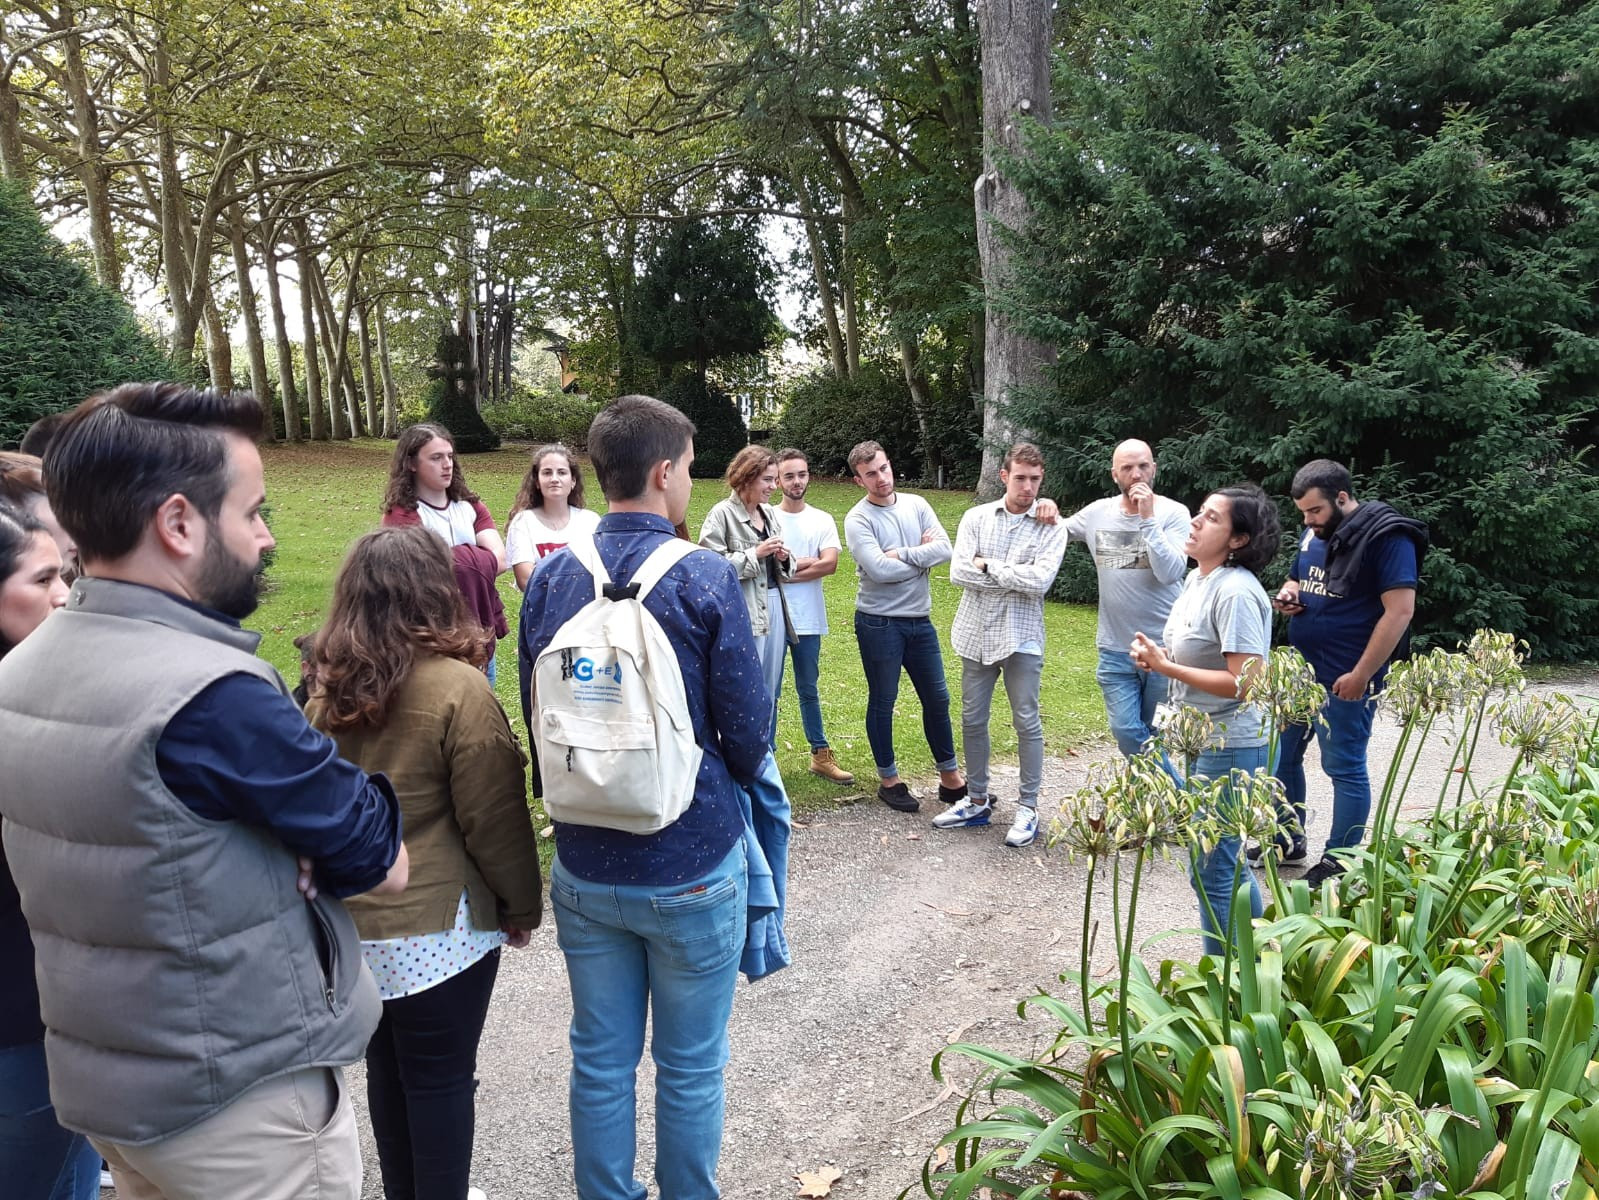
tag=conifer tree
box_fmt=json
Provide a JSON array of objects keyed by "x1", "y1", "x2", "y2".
[
  {"x1": 0, "y1": 180, "x2": 172, "y2": 446},
  {"x1": 1008, "y1": 0, "x2": 1599, "y2": 656}
]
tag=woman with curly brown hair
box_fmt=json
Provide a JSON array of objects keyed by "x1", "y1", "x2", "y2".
[
  {"x1": 381, "y1": 424, "x2": 508, "y2": 685},
  {"x1": 504, "y1": 443, "x2": 600, "y2": 591},
  {"x1": 308, "y1": 525, "x2": 541, "y2": 1200}
]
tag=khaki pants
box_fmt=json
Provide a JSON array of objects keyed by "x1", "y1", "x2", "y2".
[{"x1": 94, "y1": 1066, "x2": 361, "y2": 1200}]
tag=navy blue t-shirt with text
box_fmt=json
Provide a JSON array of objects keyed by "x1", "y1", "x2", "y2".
[{"x1": 1286, "y1": 528, "x2": 1418, "y2": 687}]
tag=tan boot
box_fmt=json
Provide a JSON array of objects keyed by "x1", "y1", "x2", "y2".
[{"x1": 808, "y1": 747, "x2": 855, "y2": 785}]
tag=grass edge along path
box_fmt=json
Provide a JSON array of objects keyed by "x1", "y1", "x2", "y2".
[{"x1": 250, "y1": 439, "x2": 1107, "y2": 813}]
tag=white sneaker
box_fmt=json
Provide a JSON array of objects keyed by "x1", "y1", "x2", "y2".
[
  {"x1": 932, "y1": 799, "x2": 992, "y2": 829},
  {"x1": 467, "y1": 1189, "x2": 488, "y2": 1200},
  {"x1": 101, "y1": 1170, "x2": 115, "y2": 1191},
  {"x1": 1005, "y1": 807, "x2": 1039, "y2": 848}
]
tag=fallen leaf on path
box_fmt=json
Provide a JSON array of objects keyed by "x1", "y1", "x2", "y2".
[
  {"x1": 905, "y1": 832, "x2": 922, "y2": 841},
  {"x1": 919, "y1": 901, "x2": 974, "y2": 917},
  {"x1": 794, "y1": 1164, "x2": 843, "y2": 1197},
  {"x1": 896, "y1": 1082, "x2": 957, "y2": 1122},
  {"x1": 934, "y1": 1145, "x2": 950, "y2": 1168},
  {"x1": 880, "y1": 834, "x2": 889, "y2": 845},
  {"x1": 1047, "y1": 929, "x2": 1063, "y2": 947},
  {"x1": 947, "y1": 1019, "x2": 976, "y2": 1044}
]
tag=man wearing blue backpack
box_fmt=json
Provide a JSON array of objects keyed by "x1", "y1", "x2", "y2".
[{"x1": 519, "y1": 394, "x2": 768, "y2": 1200}]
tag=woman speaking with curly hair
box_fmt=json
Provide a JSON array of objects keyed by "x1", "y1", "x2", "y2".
[{"x1": 308, "y1": 525, "x2": 541, "y2": 1200}]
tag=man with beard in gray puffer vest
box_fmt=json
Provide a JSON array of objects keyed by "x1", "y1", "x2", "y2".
[{"x1": 0, "y1": 383, "x2": 408, "y2": 1200}]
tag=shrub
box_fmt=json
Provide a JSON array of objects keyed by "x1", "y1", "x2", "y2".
[
  {"x1": 0, "y1": 179, "x2": 174, "y2": 446},
  {"x1": 770, "y1": 365, "x2": 921, "y2": 479},
  {"x1": 422, "y1": 326, "x2": 498, "y2": 453},
  {"x1": 915, "y1": 634, "x2": 1599, "y2": 1200},
  {"x1": 480, "y1": 386, "x2": 599, "y2": 448},
  {"x1": 1005, "y1": 0, "x2": 1599, "y2": 658},
  {"x1": 657, "y1": 373, "x2": 747, "y2": 478}
]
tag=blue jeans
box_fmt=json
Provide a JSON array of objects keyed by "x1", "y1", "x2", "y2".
[
  {"x1": 1096, "y1": 647, "x2": 1169, "y2": 758},
  {"x1": 551, "y1": 841, "x2": 748, "y2": 1200},
  {"x1": 961, "y1": 653, "x2": 1044, "y2": 807},
  {"x1": 0, "y1": 1040, "x2": 101, "y2": 1200},
  {"x1": 1186, "y1": 744, "x2": 1267, "y2": 956},
  {"x1": 1275, "y1": 695, "x2": 1377, "y2": 852},
  {"x1": 755, "y1": 620, "x2": 787, "y2": 748},
  {"x1": 785, "y1": 634, "x2": 828, "y2": 751},
  {"x1": 854, "y1": 613, "x2": 958, "y2": 780}
]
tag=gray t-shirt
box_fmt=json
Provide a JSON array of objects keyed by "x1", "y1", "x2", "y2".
[
  {"x1": 1163, "y1": 565, "x2": 1271, "y2": 747},
  {"x1": 844, "y1": 492, "x2": 952, "y2": 617},
  {"x1": 1064, "y1": 495, "x2": 1191, "y2": 650}
]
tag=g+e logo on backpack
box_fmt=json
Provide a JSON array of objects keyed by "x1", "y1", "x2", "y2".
[{"x1": 573, "y1": 656, "x2": 623, "y2": 684}]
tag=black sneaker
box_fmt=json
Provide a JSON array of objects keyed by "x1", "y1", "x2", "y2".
[
  {"x1": 1303, "y1": 855, "x2": 1347, "y2": 887},
  {"x1": 878, "y1": 782, "x2": 920, "y2": 812},
  {"x1": 937, "y1": 782, "x2": 969, "y2": 805},
  {"x1": 1246, "y1": 836, "x2": 1309, "y2": 868}
]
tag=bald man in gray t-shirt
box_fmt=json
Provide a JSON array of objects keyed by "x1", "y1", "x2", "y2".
[{"x1": 1062, "y1": 439, "x2": 1192, "y2": 757}]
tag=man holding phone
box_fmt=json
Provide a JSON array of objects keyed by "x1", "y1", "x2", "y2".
[{"x1": 1262, "y1": 459, "x2": 1428, "y2": 885}]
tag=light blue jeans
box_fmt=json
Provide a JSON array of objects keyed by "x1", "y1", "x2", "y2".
[
  {"x1": 550, "y1": 841, "x2": 749, "y2": 1200},
  {"x1": 1275, "y1": 695, "x2": 1377, "y2": 852},
  {"x1": 1096, "y1": 647, "x2": 1169, "y2": 758},
  {"x1": 961, "y1": 653, "x2": 1044, "y2": 808},
  {"x1": 1186, "y1": 743, "x2": 1267, "y2": 956},
  {"x1": 755, "y1": 620, "x2": 787, "y2": 748},
  {"x1": 0, "y1": 1040, "x2": 101, "y2": 1200}
]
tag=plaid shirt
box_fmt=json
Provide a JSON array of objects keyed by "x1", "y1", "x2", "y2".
[{"x1": 949, "y1": 501, "x2": 1070, "y2": 664}]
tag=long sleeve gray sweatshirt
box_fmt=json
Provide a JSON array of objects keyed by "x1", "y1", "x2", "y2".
[{"x1": 844, "y1": 492, "x2": 951, "y2": 617}]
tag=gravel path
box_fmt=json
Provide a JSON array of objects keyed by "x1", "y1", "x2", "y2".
[{"x1": 113, "y1": 674, "x2": 1599, "y2": 1200}]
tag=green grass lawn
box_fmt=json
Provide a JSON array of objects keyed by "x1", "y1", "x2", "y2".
[{"x1": 251, "y1": 439, "x2": 1109, "y2": 811}]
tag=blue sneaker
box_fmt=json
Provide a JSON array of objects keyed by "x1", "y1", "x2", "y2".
[
  {"x1": 1004, "y1": 807, "x2": 1039, "y2": 848},
  {"x1": 932, "y1": 799, "x2": 991, "y2": 829}
]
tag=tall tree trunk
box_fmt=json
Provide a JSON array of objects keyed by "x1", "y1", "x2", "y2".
[
  {"x1": 0, "y1": 72, "x2": 29, "y2": 186},
  {"x1": 357, "y1": 299, "x2": 379, "y2": 435},
  {"x1": 793, "y1": 167, "x2": 848, "y2": 379},
  {"x1": 203, "y1": 293, "x2": 233, "y2": 391},
  {"x1": 58, "y1": 8, "x2": 119, "y2": 287},
  {"x1": 307, "y1": 256, "x2": 349, "y2": 439},
  {"x1": 974, "y1": 0, "x2": 1055, "y2": 499},
  {"x1": 897, "y1": 332, "x2": 940, "y2": 479},
  {"x1": 261, "y1": 220, "x2": 302, "y2": 440},
  {"x1": 295, "y1": 228, "x2": 327, "y2": 440},
  {"x1": 841, "y1": 230, "x2": 861, "y2": 380},
  {"x1": 309, "y1": 251, "x2": 366, "y2": 438},
  {"x1": 227, "y1": 202, "x2": 272, "y2": 421},
  {"x1": 374, "y1": 297, "x2": 398, "y2": 437}
]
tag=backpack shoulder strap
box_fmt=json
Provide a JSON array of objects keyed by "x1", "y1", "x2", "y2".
[
  {"x1": 564, "y1": 532, "x2": 610, "y2": 601},
  {"x1": 628, "y1": 537, "x2": 700, "y2": 603}
]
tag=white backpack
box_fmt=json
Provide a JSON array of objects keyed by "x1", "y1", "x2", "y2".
[{"x1": 530, "y1": 533, "x2": 704, "y2": 834}]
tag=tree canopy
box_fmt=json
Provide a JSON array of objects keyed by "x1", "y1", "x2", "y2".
[{"x1": 1007, "y1": 0, "x2": 1599, "y2": 658}]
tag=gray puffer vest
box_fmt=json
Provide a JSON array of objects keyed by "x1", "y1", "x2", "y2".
[{"x1": 0, "y1": 578, "x2": 381, "y2": 1144}]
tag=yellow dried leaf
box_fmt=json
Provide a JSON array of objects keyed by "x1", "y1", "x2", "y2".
[{"x1": 794, "y1": 1164, "x2": 843, "y2": 1198}]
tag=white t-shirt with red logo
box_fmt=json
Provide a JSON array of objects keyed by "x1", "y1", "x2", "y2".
[{"x1": 506, "y1": 506, "x2": 602, "y2": 571}]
